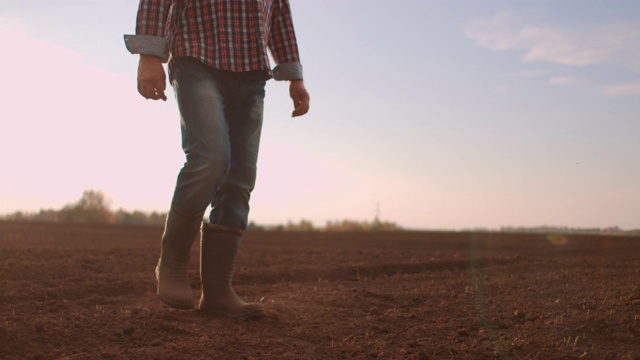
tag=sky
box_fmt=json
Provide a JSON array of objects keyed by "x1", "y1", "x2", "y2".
[{"x1": 1, "y1": 1, "x2": 639, "y2": 230}]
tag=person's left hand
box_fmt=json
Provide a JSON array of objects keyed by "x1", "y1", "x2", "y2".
[{"x1": 289, "y1": 80, "x2": 310, "y2": 117}]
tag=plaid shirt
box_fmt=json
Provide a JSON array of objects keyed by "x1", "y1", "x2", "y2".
[{"x1": 131, "y1": 0, "x2": 302, "y2": 79}]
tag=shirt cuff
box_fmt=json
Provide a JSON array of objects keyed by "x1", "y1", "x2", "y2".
[
  {"x1": 272, "y1": 62, "x2": 303, "y2": 81},
  {"x1": 123, "y1": 34, "x2": 169, "y2": 62}
]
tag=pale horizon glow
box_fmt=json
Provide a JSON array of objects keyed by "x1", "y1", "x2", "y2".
[{"x1": 1, "y1": 1, "x2": 639, "y2": 230}]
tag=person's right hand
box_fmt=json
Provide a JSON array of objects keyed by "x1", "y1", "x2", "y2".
[{"x1": 137, "y1": 54, "x2": 167, "y2": 101}]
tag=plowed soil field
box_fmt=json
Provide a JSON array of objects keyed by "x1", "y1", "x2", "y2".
[{"x1": 1, "y1": 221, "x2": 639, "y2": 359}]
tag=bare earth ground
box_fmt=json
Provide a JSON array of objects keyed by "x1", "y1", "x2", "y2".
[{"x1": 1, "y1": 221, "x2": 639, "y2": 359}]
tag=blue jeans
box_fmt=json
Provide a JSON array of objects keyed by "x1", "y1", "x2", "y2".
[{"x1": 170, "y1": 57, "x2": 267, "y2": 230}]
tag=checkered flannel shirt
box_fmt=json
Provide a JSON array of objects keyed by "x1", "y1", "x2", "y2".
[{"x1": 124, "y1": 0, "x2": 303, "y2": 81}]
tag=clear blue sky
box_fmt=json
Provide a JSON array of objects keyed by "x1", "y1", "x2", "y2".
[{"x1": 1, "y1": 1, "x2": 639, "y2": 230}]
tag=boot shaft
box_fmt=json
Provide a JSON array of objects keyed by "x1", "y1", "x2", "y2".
[
  {"x1": 161, "y1": 207, "x2": 203, "y2": 260},
  {"x1": 199, "y1": 225, "x2": 242, "y2": 286}
]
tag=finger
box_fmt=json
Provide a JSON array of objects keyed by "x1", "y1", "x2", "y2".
[
  {"x1": 143, "y1": 85, "x2": 158, "y2": 100},
  {"x1": 291, "y1": 104, "x2": 305, "y2": 117},
  {"x1": 150, "y1": 82, "x2": 167, "y2": 101},
  {"x1": 292, "y1": 95, "x2": 310, "y2": 117},
  {"x1": 157, "y1": 78, "x2": 166, "y2": 93},
  {"x1": 291, "y1": 93, "x2": 302, "y2": 111},
  {"x1": 137, "y1": 82, "x2": 149, "y2": 99},
  {"x1": 292, "y1": 105, "x2": 308, "y2": 116},
  {"x1": 292, "y1": 104, "x2": 309, "y2": 117},
  {"x1": 140, "y1": 82, "x2": 160, "y2": 100},
  {"x1": 157, "y1": 88, "x2": 168, "y2": 101},
  {"x1": 145, "y1": 83, "x2": 163, "y2": 101}
]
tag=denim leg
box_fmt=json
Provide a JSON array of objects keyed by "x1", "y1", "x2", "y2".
[
  {"x1": 208, "y1": 73, "x2": 266, "y2": 230},
  {"x1": 170, "y1": 57, "x2": 231, "y2": 216}
]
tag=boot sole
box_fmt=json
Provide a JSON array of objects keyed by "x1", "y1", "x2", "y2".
[
  {"x1": 199, "y1": 307, "x2": 266, "y2": 320},
  {"x1": 157, "y1": 294, "x2": 194, "y2": 310}
]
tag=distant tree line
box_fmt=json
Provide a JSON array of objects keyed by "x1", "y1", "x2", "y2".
[
  {"x1": 2, "y1": 190, "x2": 167, "y2": 226},
  {"x1": 247, "y1": 218, "x2": 402, "y2": 232},
  {"x1": 499, "y1": 225, "x2": 634, "y2": 235},
  {"x1": 1, "y1": 190, "x2": 404, "y2": 231},
  {"x1": 4, "y1": 192, "x2": 638, "y2": 235},
  {"x1": 7, "y1": 191, "x2": 639, "y2": 235}
]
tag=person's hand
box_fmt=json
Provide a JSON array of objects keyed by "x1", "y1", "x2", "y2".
[
  {"x1": 289, "y1": 80, "x2": 309, "y2": 117},
  {"x1": 137, "y1": 54, "x2": 167, "y2": 101}
]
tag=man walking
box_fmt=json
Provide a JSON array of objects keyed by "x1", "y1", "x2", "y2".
[{"x1": 124, "y1": 0, "x2": 309, "y2": 319}]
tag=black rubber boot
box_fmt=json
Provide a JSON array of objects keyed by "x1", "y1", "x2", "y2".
[
  {"x1": 155, "y1": 208, "x2": 202, "y2": 310},
  {"x1": 198, "y1": 226, "x2": 266, "y2": 319}
]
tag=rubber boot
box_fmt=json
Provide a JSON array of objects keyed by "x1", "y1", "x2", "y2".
[
  {"x1": 198, "y1": 226, "x2": 266, "y2": 319},
  {"x1": 155, "y1": 208, "x2": 202, "y2": 310}
]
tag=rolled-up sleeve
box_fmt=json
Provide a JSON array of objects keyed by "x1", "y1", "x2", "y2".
[
  {"x1": 268, "y1": 0, "x2": 303, "y2": 80},
  {"x1": 123, "y1": 0, "x2": 172, "y2": 61}
]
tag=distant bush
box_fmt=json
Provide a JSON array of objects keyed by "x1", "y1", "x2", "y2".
[
  {"x1": 250, "y1": 219, "x2": 316, "y2": 231},
  {"x1": 113, "y1": 209, "x2": 166, "y2": 226},
  {"x1": 325, "y1": 219, "x2": 402, "y2": 231},
  {"x1": 58, "y1": 190, "x2": 114, "y2": 224},
  {"x1": 3, "y1": 209, "x2": 59, "y2": 222},
  {"x1": 499, "y1": 225, "x2": 629, "y2": 235},
  {"x1": 285, "y1": 219, "x2": 316, "y2": 231}
]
